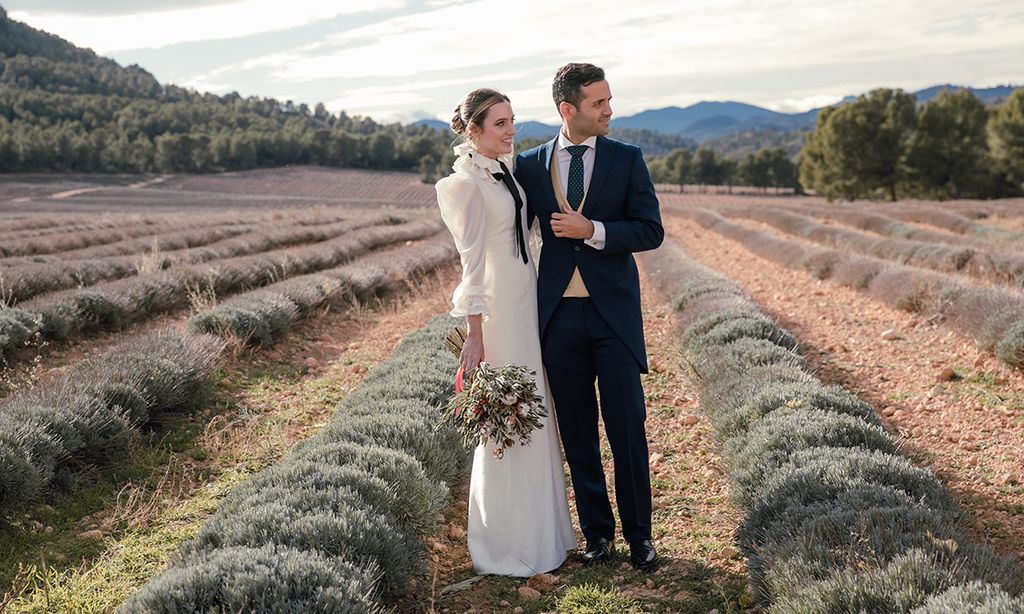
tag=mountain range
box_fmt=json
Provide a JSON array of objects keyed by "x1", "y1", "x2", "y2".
[{"x1": 415, "y1": 85, "x2": 1019, "y2": 146}]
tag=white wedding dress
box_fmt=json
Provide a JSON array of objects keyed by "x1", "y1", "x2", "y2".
[{"x1": 436, "y1": 143, "x2": 577, "y2": 576}]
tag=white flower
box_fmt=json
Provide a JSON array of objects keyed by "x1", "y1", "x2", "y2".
[
  {"x1": 503, "y1": 393, "x2": 517, "y2": 405},
  {"x1": 517, "y1": 402, "x2": 528, "y2": 416}
]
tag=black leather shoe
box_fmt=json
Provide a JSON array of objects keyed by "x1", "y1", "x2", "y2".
[
  {"x1": 580, "y1": 537, "x2": 614, "y2": 566},
  {"x1": 629, "y1": 539, "x2": 658, "y2": 571}
]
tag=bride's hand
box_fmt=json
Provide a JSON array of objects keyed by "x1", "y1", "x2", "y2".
[{"x1": 460, "y1": 332, "x2": 484, "y2": 380}]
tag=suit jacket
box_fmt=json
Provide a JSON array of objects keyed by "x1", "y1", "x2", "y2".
[{"x1": 514, "y1": 135, "x2": 663, "y2": 373}]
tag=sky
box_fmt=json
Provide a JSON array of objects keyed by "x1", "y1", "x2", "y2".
[{"x1": 6, "y1": 0, "x2": 1024, "y2": 124}]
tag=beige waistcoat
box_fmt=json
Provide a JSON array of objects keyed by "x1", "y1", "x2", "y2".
[{"x1": 549, "y1": 154, "x2": 590, "y2": 297}]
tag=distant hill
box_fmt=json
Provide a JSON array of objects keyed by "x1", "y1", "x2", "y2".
[
  {"x1": 437, "y1": 84, "x2": 1020, "y2": 152},
  {"x1": 0, "y1": 5, "x2": 450, "y2": 174},
  {"x1": 414, "y1": 118, "x2": 449, "y2": 133},
  {"x1": 702, "y1": 127, "x2": 811, "y2": 160},
  {"x1": 412, "y1": 119, "x2": 696, "y2": 157},
  {"x1": 415, "y1": 81, "x2": 1020, "y2": 159},
  {"x1": 913, "y1": 84, "x2": 1018, "y2": 105},
  {"x1": 612, "y1": 101, "x2": 789, "y2": 135},
  {"x1": 0, "y1": 6, "x2": 160, "y2": 97},
  {"x1": 609, "y1": 84, "x2": 1019, "y2": 144}
]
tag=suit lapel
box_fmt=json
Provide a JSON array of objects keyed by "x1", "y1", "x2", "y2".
[
  {"x1": 540, "y1": 137, "x2": 559, "y2": 215},
  {"x1": 581, "y1": 136, "x2": 611, "y2": 219}
]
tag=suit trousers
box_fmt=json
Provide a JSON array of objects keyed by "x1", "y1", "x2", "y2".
[{"x1": 542, "y1": 297, "x2": 652, "y2": 544}]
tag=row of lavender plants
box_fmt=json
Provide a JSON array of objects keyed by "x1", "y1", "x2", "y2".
[
  {"x1": 874, "y1": 199, "x2": 1024, "y2": 225},
  {"x1": 773, "y1": 204, "x2": 985, "y2": 247},
  {"x1": 120, "y1": 315, "x2": 469, "y2": 613},
  {"x1": 0, "y1": 213, "x2": 401, "y2": 304},
  {"x1": 718, "y1": 206, "x2": 1024, "y2": 285},
  {"x1": 0, "y1": 225, "x2": 255, "y2": 300},
  {"x1": 0, "y1": 215, "x2": 92, "y2": 234},
  {"x1": 0, "y1": 214, "x2": 262, "y2": 259},
  {"x1": 0, "y1": 208, "x2": 355, "y2": 265},
  {"x1": 642, "y1": 241, "x2": 1024, "y2": 612},
  {"x1": 868, "y1": 203, "x2": 977, "y2": 234},
  {"x1": 803, "y1": 200, "x2": 1024, "y2": 245},
  {"x1": 0, "y1": 218, "x2": 164, "y2": 243},
  {"x1": 49, "y1": 209, "x2": 358, "y2": 261},
  {"x1": 0, "y1": 218, "x2": 441, "y2": 360},
  {"x1": 0, "y1": 213, "x2": 185, "y2": 241},
  {"x1": 0, "y1": 331, "x2": 224, "y2": 516},
  {"x1": 678, "y1": 208, "x2": 1024, "y2": 368},
  {"x1": 189, "y1": 233, "x2": 457, "y2": 346},
  {"x1": 859, "y1": 202, "x2": 1024, "y2": 244}
]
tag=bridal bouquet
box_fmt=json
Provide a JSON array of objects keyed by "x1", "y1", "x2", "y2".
[{"x1": 439, "y1": 327, "x2": 548, "y2": 460}]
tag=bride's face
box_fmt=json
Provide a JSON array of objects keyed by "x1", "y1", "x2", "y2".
[{"x1": 470, "y1": 102, "x2": 516, "y2": 159}]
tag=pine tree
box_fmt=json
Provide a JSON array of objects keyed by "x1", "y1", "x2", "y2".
[
  {"x1": 988, "y1": 88, "x2": 1024, "y2": 194},
  {"x1": 905, "y1": 88, "x2": 990, "y2": 198}
]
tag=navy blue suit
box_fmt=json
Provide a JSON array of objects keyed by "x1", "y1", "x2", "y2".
[{"x1": 515, "y1": 135, "x2": 663, "y2": 544}]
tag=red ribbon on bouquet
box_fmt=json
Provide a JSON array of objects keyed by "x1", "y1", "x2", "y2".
[{"x1": 455, "y1": 365, "x2": 465, "y2": 393}]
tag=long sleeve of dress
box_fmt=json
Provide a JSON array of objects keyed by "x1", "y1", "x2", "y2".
[{"x1": 436, "y1": 174, "x2": 492, "y2": 320}]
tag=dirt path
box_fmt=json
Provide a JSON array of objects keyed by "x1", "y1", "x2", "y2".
[
  {"x1": 47, "y1": 176, "x2": 173, "y2": 200},
  {"x1": 663, "y1": 214, "x2": 1024, "y2": 555},
  {"x1": 403, "y1": 269, "x2": 750, "y2": 614}
]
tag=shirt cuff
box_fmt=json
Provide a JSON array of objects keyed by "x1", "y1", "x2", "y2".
[{"x1": 584, "y1": 220, "x2": 606, "y2": 250}]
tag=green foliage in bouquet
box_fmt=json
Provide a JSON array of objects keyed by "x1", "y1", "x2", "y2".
[
  {"x1": 440, "y1": 362, "x2": 548, "y2": 460},
  {"x1": 440, "y1": 327, "x2": 548, "y2": 459}
]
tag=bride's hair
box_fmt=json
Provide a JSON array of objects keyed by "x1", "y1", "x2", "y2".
[{"x1": 451, "y1": 88, "x2": 510, "y2": 139}]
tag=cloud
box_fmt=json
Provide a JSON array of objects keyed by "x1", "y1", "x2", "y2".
[
  {"x1": 765, "y1": 95, "x2": 845, "y2": 114},
  {"x1": 3, "y1": 0, "x2": 229, "y2": 17},
  {"x1": 187, "y1": 0, "x2": 1022, "y2": 120},
  {"x1": 8, "y1": 0, "x2": 405, "y2": 52},
  {"x1": 10, "y1": 0, "x2": 1022, "y2": 122}
]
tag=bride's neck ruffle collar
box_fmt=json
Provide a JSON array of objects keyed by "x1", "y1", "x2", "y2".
[{"x1": 452, "y1": 142, "x2": 513, "y2": 182}]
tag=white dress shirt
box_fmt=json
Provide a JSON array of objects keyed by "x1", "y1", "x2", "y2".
[{"x1": 555, "y1": 131, "x2": 606, "y2": 250}]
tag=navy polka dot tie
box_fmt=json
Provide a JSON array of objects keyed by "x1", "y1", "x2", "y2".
[{"x1": 566, "y1": 145, "x2": 588, "y2": 211}]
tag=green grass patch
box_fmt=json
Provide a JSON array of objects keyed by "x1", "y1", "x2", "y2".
[
  {"x1": 4, "y1": 469, "x2": 253, "y2": 613},
  {"x1": 0, "y1": 410, "x2": 204, "y2": 589},
  {"x1": 557, "y1": 582, "x2": 642, "y2": 614}
]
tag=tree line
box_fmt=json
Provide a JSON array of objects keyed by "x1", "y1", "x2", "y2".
[
  {"x1": 647, "y1": 146, "x2": 800, "y2": 193},
  {"x1": 800, "y1": 87, "x2": 1024, "y2": 200},
  {"x1": 0, "y1": 85, "x2": 454, "y2": 174}
]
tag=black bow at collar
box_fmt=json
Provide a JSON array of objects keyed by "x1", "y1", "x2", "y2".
[{"x1": 492, "y1": 160, "x2": 528, "y2": 265}]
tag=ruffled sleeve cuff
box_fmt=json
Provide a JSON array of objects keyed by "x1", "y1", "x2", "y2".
[{"x1": 450, "y1": 284, "x2": 492, "y2": 321}]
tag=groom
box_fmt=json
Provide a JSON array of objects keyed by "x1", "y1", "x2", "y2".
[{"x1": 514, "y1": 63, "x2": 663, "y2": 571}]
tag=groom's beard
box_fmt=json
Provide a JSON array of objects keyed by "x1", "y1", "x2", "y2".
[
  {"x1": 567, "y1": 118, "x2": 610, "y2": 139},
  {"x1": 587, "y1": 116, "x2": 611, "y2": 137}
]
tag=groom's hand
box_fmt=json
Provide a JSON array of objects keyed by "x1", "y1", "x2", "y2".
[{"x1": 551, "y1": 211, "x2": 595, "y2": 240}]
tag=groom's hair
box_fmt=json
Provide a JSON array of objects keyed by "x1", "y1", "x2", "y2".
[{"x1": 552, "y1": 63, "x2": 605, "y2": 110}]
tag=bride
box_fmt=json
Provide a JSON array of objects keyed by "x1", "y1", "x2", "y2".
[{"x1": 435, "y1": 88, "x2": 576, "y2": 576}]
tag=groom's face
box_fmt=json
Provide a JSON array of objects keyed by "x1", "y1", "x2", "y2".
[{"x1": 569, "y1": 80, "x2": 613, "y2": 138}]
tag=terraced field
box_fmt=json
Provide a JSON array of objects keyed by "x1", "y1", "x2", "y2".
[{"x1": 1, "y1": 169, "x2": 1022, "y2": 613}]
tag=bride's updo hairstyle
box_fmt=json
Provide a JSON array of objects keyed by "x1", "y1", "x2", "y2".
[{"x1": 451, "y1": 88, "x2": 511, "y2": 141}]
